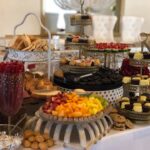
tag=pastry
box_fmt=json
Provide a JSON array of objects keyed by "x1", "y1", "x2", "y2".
[
  {"x1": 39, "y1": 142, "x2": 48, "y2": 150},
  {"x1": 23, "y1": 130, "x2": 33, "y2": 139},
  {"x1": 133, "y1": 104, "x2": 142, "y2": 112},
  {"x1": 31, "y1": 142, "x2": 39, "y2": 149},
  {"x1": 35, "y1": 135, "x2": 44, "y2": 143},
  {"x1": 23, "y1": 140, "x2": 31, "y2": 148},
  {"x1": 22, "y1": 130, "x2": 54, "y2": 149},
  {"x1": 28, "y1": 136, "x2": 36, "y2": 142},
  {"x1": 121, "y1": 97, "x2": 130, "y2": 101},
  {"x1": 133, "y1": 52, "x2": 143, "y2": 60},
  {"x1": 140, "y1": 79, "x2": 150, "y2": 86},
  {"x1": 122, "y1": 76, "x2": 131, "y2": 84},
  {"x1": 143, "y1": 103, "x2": 150, "y2": 112},
  {"x1": 121, "y1": 101, "x2": 130, "y2": 109},
  {"x1": 125, "y1": 104, "x2": 133, "y2": 111},
  {"x1": 131, "y1": 77, "x2": 141, "y2": 85},
  {"x1": 139, "y1": 96, "x2": 147, "y2": 102},
  {"x1": 10, "y1": 35, "x2": 48, "y2": 51}
]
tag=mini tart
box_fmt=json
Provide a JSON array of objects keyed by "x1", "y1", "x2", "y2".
[{"x1": 122, "y1": 76, "x2": 131, "y2": 84}]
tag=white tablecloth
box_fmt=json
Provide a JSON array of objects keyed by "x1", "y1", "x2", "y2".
[{"x1": 21, "y1": 124, "x2": 150, "y2": 150}]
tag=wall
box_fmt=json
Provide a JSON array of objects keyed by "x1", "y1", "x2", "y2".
[
  {"x1": 123, "y1": 0, "x2": 150, "y2": 32},
  {"x1": 0, "y1": 0, "x2": 41, "y2": 37}
]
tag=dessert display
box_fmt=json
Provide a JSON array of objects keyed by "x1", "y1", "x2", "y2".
[
  {"x1": 10, "y1": 35, "x2": 48, "y2": 51},
  {"x1": 42, "y1": 92, "x2": 108, "y2": 118},
  {"x1": 86, "y1": 42, "x2": 130, "y2": 53},
  {"x1": 70, "y1": 13, "x2": 92, "y2": 25},
  {"x1": 24, "y1": 71, "x2": 58, "y2": 95},
  {"x1": 95, "y1": 42, "x2": 130, "y2": 52},
  {"x1": 66, "y1": 35, "x2": 88, "y2": 44},
  {"x1": 122, "y1": 75, "x2": 150, "y2": 86},
  {"x1": 0, "y1": 62, "x2": 24, "y2": 116},
  {"x1": 120, "y1": 58, "x2": 149, "y2": 76},
  {"x1": 54, "y1": 67, "x2": 122, "y2": 91},
  {"x1": 119, "y1": 95, "x2": 150, "y2": 113},
  {"x1": 60, "y1": 56, "x2": 101, "y2": 67},
  {"x1": 22, "y1": 130, "x2": 54, "y2": 149}
]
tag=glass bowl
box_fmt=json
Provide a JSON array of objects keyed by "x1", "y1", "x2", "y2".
[{"x1": 0, "y1": 124, "x2": 23, "y2": 150}]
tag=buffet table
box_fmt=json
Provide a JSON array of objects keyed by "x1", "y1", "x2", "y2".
[{"x1": 23, "y1": 124, "x2": 149, "y2": 150}]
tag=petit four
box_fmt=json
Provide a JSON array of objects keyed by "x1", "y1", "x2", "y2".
[
  {"x1": 140, "y1": 79, "x2": 150, "y2": 86},
  {"x1": 122, "y1": 77, "x2": 131, "y2": 84},
  {"x1": 133, "y1": 52, "x2": 143, "y2": 60},
  {"x1": 133, "y1": 105, "x2": 142, "y2": 113}
]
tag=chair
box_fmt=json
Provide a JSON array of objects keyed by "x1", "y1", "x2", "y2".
[
  {"x1": 120, "y1": 16, "x2": 144, "y2": 43},
  {"x1": 91, "y1": 15, "x2": 117, "y2": 42}
]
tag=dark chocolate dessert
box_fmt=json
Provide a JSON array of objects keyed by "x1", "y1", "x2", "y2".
[{"x1": 54, "y1": 67, "x2": 123, "y2": 91}]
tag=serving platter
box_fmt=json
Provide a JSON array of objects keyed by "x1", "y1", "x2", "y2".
[
  {"x1": 60, "y1": 64, "x2": 99, "y2": 74},
  {"x1": 117, "y1": 106, "x2": 150, "y2": 121},
  {"x1": 7, "y1": 48, "x2": 48, "y2": 62}
]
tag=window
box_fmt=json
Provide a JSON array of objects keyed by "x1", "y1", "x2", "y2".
[{"x1": 43, "y1": 0, "x2": 76, "y2": 29}]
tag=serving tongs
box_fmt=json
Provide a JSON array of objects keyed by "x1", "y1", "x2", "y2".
[{"x1": 64, "y1": 72, "x2": 96, "y2": 83}]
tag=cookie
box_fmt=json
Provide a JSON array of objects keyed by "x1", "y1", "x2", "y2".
[
  {"x1": 114, "y1": 126, "x2": 126, "y2": 131},
  {"x1": 114, "y1": 122, "x2": 125, "y2": 128},
  {"x1": 125, "y1": 119, "x2": 134, "y2": 129},
  {"x1": 111, "y1": 114, "x2": 126, "y2": 124}
]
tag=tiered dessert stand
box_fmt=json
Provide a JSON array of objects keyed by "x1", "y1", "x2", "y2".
[
  {"x1": 119, "y1": 34, "x2": 150, "y2": 122},
  {"x1": 7, "y1": 12, "x2": 52, "y2": 79},
  {"x1": 65, "y1": 0, "x2": 92, "y2": 56},
  {"x1": 128, "y1": 33, "x2": 150, "y2": 95},
  {"x1": 85, "y1": 46, "x2": 130, "y2": 69}
]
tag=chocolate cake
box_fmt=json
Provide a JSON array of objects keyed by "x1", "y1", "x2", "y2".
[{"x1": 54, "y1": 67, "x2": 123, "y2": 91}]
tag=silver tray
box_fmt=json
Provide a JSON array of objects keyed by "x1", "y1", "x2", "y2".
[
  {"x1": 39, "y1": 107, "x2": 104, "y2": 124},
  {"x1": 129, "y1": 59, "x2": 149, "y2": 67},
  {"x1": 60, "y1": 65, "x2": 99, "y2": 74},
  {"x1": 7, "y1": 48, "x2": 48, "y2": 62},
  {"x1": 117, "y1": 106, "x2": 150, "y2": 121}
]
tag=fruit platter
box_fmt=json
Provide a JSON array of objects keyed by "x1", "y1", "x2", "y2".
[{"x1": 40, "y1": 92, "x2": 108, "y2": 123}]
